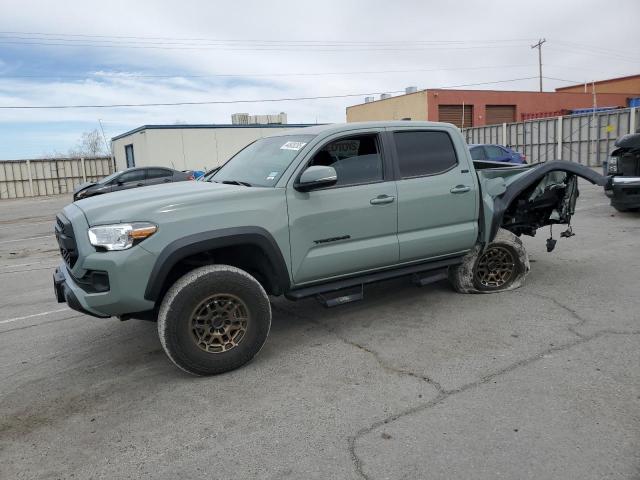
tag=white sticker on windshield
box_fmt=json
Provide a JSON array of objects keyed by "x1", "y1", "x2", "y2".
[
  {"x1": 280, "y1": 141, "x2": 307, "y2": 151},
  {"x1": 266, "y1": 171, "x2": 279, "y2": 180}
]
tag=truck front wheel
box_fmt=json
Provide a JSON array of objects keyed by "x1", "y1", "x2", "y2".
[
  {"x1": 157, "y1": 265, "x2": 271, "y2": 375},
  {"x1": 448, "y1": 228, "x2": 530, "y2": 294}
]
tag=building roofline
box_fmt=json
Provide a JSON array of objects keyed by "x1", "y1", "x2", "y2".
[
  {"x1": 555, "y1": 73, "x2": 640, "y2": 91},
  {"x1": 111, "y1": 123, "x2": 316, "y2": 141},
  {"x1": 346, "y1": 86, "x2": 637, "y2": 109}
]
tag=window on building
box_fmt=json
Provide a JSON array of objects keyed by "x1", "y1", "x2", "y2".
[
  {"x1": 394, "y1": 131, "x2": 458, "y2": 178},
  {"x1": 125, "y1": 144, "x2": 135, "y2": 168},
  {"x1": 308, "y1": 134, "x2": 383, "y2": 187}
]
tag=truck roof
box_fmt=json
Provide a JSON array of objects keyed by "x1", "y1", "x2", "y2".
[{"x1": 269, "y1": 121, "x2": 457, "y2": 137}]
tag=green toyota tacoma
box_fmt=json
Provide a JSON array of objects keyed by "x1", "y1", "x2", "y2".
[{"x1": 53, "y1": 121, "x2": 605, "y2": 375}]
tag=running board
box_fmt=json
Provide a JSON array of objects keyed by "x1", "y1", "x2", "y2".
[
  {"x1": 412, "y1": 269, "x2": 449, "y2": 287},
  {"x1": 316, "y1": 286, "x2": 364, "y2": 308},
  {"x1": 285, "y1": 256, "x2": 462, "y2": 301}
]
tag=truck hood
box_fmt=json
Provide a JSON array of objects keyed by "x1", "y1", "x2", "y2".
[{"x1": 74, "y1": 180, "x2": 267, "y2": 226}]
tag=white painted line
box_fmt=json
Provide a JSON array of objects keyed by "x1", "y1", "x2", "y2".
[
  {"x1": 0, "y1": 261, "x2": 58, "y2": 269},
  {"x1": 0, "y1": 235, "x2": 53, "y2": 244},
  {"x1": 0, "y1": 308, "x2": 69, "y2": 325},
  {"x1": 0, "y1": 220, "x2": 53, "y2": 230}
]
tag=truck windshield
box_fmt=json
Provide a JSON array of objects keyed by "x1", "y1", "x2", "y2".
[{"x1": 211, "y1": 134, "x2": 315, "y2": 187}]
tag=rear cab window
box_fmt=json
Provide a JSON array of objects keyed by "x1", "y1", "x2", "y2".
[{"x1": 393, "y1": 130, "x2": 458, "y2": 178}]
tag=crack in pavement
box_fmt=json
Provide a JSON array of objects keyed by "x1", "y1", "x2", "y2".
[
  {"x1": 271, "y1": 302, "x2": 444, "y2": 391},
  {"x1": 523, "y1": 291, "x2": 589, "y2": 338},
  {"x1": 349, "y1": 328, "x2": 640, "y2": 480},
  {"x1": 272, "y1": 294, "x2": 639, "y2": 480}
]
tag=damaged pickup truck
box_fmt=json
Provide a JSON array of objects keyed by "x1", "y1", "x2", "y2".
[{"x1": 52, "y1": 121, "x2": 606, "y2": 375}]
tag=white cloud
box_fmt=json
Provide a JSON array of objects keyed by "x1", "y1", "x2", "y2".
[{"x1": 0, "y1": 0, "x2": 638, "y2": 157}]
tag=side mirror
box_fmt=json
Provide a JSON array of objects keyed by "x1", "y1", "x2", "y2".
[{"x1": 295, "y1": 165, "x2": 337, "y2": 192}]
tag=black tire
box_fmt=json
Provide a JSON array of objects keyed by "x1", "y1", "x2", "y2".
[
  {"x1": 448, "y1": 228, "x2": 530, "y2": 294},
  {"x1": 158, "y1": 265, "x2": 271, "y2": 375}
]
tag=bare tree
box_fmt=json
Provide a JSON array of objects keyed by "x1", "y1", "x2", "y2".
[{"x1": 68, "y1": 129, "x2": 108, "y2": 157}]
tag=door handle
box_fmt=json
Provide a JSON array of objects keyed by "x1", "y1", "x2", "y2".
[
  {"x1": 370, "y1": 194, "x2": 395, "y2": 205},
  {"x1": 136, "y1": 183, "x2": 144, "y2": 187},
  {"x1": 450, "y1": 185, "x2": 471, "y2": 194}
]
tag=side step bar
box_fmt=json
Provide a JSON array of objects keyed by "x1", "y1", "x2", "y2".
[{"x1": 285, "y1": 256, "x2": 462, "y2": 305}]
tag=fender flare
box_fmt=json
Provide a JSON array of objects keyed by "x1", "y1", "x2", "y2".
[
  {"x1": 489, "y1": 160, "x2": 607, "y2": 242},
  {"x1": 144, "y1": 226, "x2": 291, "y2": 301}
]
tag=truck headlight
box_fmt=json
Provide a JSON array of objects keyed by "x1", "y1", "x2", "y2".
[
  {"x1": 88, "y1": 222, "x2": 157, "y2": 251},
  {"x1": 608, "y1": 157, "x2": 618, "y2": 174}
]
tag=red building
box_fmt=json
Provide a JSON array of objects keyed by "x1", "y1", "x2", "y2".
[{"x1": 347, "y1": 77, "x2": 640, "y2": 128}]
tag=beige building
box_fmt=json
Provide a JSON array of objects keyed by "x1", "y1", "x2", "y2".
[
  {"x1": 347, "y1": 90, "x2": 429, "y2": 123},
  {"x1": 111, "y1": 124, "x2": 311, "y2": 172}
]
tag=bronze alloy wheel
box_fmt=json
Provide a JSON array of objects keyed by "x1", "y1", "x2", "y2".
[
  {"x1": 190, "y1": 294, "x2": 249, "y2": 353},
  {"x1": 475, "y1": 246, "x2": 516, "y2": 289}
]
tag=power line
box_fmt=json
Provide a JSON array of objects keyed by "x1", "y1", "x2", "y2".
[
  {"x1": 551, "y1": 40, "x2": 639, "y2": 61},
  {"x1": 549, "y1": 45, "x2": 640, "y2": 64},
  {"x1": 0, "y1": 39, "x2": 534, "y2": 52},
  {"x1": 0, "y1": 64, "x2": 536, "y2": 80},
  {"x1": 0, "y1": 31, "x2": 538, "y2": 44},
  {"x1": 0, "y1": 77, "x2": 539, "y2": 109}
]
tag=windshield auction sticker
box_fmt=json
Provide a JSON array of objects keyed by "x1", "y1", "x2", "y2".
[{"x1": 280, "y1": 141, "x2": 307, "y2": 151}]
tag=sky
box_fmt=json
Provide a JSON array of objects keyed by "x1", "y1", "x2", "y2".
[{"x1": 0, "y1": 0, "x2": 638, "y2": 159}]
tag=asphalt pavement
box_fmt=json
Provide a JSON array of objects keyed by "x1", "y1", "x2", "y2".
[{"x1": 0, "y1": 181, "x2": 638, "y2": 479}]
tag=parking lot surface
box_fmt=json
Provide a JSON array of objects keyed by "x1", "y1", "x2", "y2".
[{"x1": 1, "y1": 182, "x2": 638, "y2": 479}]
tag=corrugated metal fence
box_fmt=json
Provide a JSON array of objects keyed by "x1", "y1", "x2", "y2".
[
  {"x1": 0, "y1": 156, "x2": 113, "y2": 200},
  {"x1": 464, "y1": 107, "x2": 639, "y2": 166}
]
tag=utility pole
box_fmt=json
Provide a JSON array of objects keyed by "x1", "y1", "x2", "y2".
[{"x1": 531, "y1": 38, "x2": 546, "y2": 92}]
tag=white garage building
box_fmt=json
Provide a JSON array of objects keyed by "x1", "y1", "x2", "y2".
[{"x1": 111, "y1": 124, "x2": 313, "y2": 172}]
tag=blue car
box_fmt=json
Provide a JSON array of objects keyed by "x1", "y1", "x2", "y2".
[{"x1": 469, "y1": 144, "x2": 526, "y2": 164}]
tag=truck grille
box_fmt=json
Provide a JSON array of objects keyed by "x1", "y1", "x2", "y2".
[{"x1": 54, "y1": 213, "x2": 78, "y2": 268}]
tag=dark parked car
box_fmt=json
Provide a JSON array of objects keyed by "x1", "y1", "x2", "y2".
[
  {"x1": 469, "y1": 144, "x2": 526, "y2": 164},
  {"x1": 73, "y1": 167, "x2": 194, "y2": 201},
  {"x1": 604, "y1": 132, "x2": 640, "y2": 212}
]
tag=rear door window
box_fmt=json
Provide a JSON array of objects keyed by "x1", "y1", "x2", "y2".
[
  {"x1": 470, "y1": 147, "x2": 486, "y2": 160},
  {"x1": 485, "y1": 145, "x2": 506, "y2": 160},
  {"x1": 393, "y1": 131, "x2": 458, "y2": 178},
  {"x1": 118, "y1": 169, "x2": 146, "y2": 184},
  {"x1": 147, "y1": 168, "x2": 172, "y2": 180}
]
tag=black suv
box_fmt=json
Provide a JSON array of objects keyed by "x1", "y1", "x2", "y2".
[
  {"x1": 73, "y1": 167, "x2": 194, "y2": 201},
  {"x1": 605, "y1": 133, "x2": 640, "y2": 212}
]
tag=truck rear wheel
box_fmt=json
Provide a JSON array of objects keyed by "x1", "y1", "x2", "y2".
[
  {"x1": 448, "y1": 228, "x2": 530, "y2": 294},
  {"x1": 157, "y1": 265, "x2": 271, "y2": 375}
]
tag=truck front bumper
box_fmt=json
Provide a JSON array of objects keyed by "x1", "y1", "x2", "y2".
[
  {"x1": 53, "y1": 247, "x2": 157, "y2": 318},
  {"x1": 53, "y1": 265, "x2": 110, "y2": 318},
  {"x1": 605, "y1": 176, "x2": 640, "y2": 209}
]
